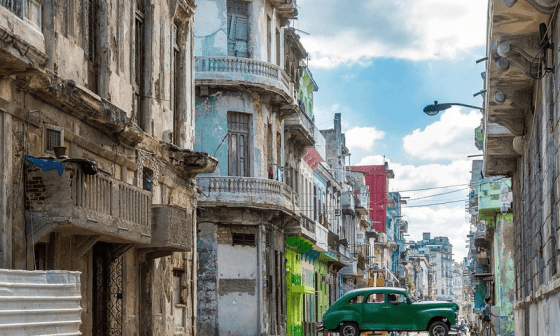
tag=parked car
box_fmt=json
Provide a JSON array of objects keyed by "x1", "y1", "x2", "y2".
[{"x1": 317, "y1": 287, "x2": 459, "y2": 336}]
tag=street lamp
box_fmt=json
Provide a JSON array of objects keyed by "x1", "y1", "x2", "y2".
[{"x1": 423, "y1": 101, "x2": 484, "y2": 116}]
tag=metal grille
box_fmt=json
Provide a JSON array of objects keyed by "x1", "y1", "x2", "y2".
[
  {"x1": 93, "y1": 244, "x2": 123, "y2": 336},
  {"x1": 45, "y1": 128, "x2": 61, "y2": 152},
  {"x1": 232, "y1": 233, "x2": 255, "y2": 246},
  {"x1": 86, "y1": 0, "x2": 95, "y2": 62}
]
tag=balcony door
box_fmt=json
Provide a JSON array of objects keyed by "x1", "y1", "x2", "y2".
[{"x1": 228, "y1": 112, "x2": 250, "y2": 177}]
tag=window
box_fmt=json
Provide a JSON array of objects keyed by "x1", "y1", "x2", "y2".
[
  {"x1": 276, "y1": 29, "x2": 281, "y2": 66},
  {"x1": 348, "y1": 295, "x2": 364, "y2": 304},
  {"x1": 227, "y1": 112, "x2": 250, "y2": 176},
  {"x1": 173, "y1": 270, "x2": 186, "y2": 332},
  {"x1": 44, "y1": 125, "x2": 63, "y2": 154},
  {"x1": 227, "y1": 1, "x2": 249, "y2": 58},
  {"x1": 85, "y1": 0, "x2": 98, "y2": 93},
  {"x1": 232, "y1": 233, "x2": 255, "y2": 246},
  {"x1": 366, "y1": 293, "x2": 383, "y2": 303},
  {"x1": 267, "y1": 16, "x2": 272, "y2": 62},
  {"x1": 133, "y1": 0, "x2": 145, "y2": 127},
  {"x1": 387, "y1": 293, "x2": 405, "y2": 304},
  {"x1": 171, "y1": 23, "x2": 180, "y2": 145}
]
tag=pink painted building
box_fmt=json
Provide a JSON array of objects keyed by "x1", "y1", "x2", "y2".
[{"x1": 349, "y1": 163, "x2": 394, "y2": 233}]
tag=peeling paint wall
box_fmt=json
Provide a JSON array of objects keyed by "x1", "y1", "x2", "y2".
[{"x1": 494, "y1": 213, "x2": 515, "y2": 336}]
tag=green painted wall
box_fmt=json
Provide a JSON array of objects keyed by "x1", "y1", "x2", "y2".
[
  {"x1": 314, "y1": 260, "x2": 329, "y2": 322},
  {"x1": 298, "y1": 69, "x2": 314, "y2": 119},
  {"x1": 286, "y1": 248, "x2": 304, "y2": 336}
]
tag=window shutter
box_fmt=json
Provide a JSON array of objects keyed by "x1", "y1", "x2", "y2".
[
  {"x1": 227, "y1": 15, "x2": 236, "y2": 55},
  {"x1": 236, "y1": 17, "x2": 248, "y2": 41}
]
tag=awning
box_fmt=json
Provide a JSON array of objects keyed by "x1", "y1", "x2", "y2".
[{"x1": 303, "y1": 147, "x2": 324, "y2": 170}]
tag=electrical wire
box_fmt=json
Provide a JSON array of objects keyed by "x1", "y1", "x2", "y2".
[{"x1": 402, "y1": 199, "x2": 467, "y2": 208}]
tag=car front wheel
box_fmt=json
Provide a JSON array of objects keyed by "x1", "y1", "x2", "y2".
[
  {"x1": 429, "y1": 321, "x2": 449, "y2": 336},
  {"x1": 340, "y1": 322, "x2": 360, "y2": 336}
]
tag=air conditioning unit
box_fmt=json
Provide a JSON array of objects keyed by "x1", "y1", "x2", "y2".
[{"x1": 334, "y1": 209, "x2": 342, "y2": 216}]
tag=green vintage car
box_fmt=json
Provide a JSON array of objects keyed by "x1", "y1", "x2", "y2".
[{"x1": 318, "y1": 287, "x2": 458, "y2": 336}]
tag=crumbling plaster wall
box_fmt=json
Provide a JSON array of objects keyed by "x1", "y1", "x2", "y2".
[
  {"x1": 195, "y1": 0, "x2": 283, "y2": 64},
  {"x1": 195, "y1": 90, "x2": 284, "y2": 178},
  {"x1": 44, "y1": 0, "x2": 196, "y2": 148}
]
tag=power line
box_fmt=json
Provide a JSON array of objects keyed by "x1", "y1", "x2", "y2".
[
  {"x1": 402, "y1": 199, "x2": 467, "y2": 208},
  {"x1": 405, "y1": 187, "x2": 470, "y2": 201}
]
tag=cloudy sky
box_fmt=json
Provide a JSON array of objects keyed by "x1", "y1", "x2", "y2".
[{"x1": 296, "y1": 0, "x2": 488, "y2": 261}]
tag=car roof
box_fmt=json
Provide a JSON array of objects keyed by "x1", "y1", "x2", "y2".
[{"x1": 342, "y1": 287, "x2": 408, "y2": 296}]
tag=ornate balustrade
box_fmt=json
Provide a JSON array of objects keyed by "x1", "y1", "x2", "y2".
[
  {"x1": 25, "y1": 160, "x2": 152, "y2": 244},
  {"x1": 197, "y1": 176, "x2": 297, "y2": 215},
  {"x1": 195, "y1": 56, "x2": 294, "y2": 102}
]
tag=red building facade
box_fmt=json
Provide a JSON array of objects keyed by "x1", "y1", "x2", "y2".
[{"x1": 349, "y1": 164, "x2": 394, "y2": 233}]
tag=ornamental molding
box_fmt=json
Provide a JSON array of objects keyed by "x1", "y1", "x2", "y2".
[
  {"x1": 486, "y1": 137, "x2": 518, "y2": 156},
  {"x1": 502, "y1": 0, "x2": 557, "y2": 14},
  {"x1": 487, "y1": 158, "x2": 517, "y2": 175},
  {"x1": 488, "y1": 113, "x2": 526, "y2": 136}
]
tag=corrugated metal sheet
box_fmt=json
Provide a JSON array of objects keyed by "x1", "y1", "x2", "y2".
[{"x1": 0, "y1": 269, "x2": 82, "y2": 336}]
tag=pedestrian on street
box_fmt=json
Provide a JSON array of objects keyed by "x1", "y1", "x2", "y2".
[{"x1": 481, "y1": 297, "x2": 500, "y2": 336}]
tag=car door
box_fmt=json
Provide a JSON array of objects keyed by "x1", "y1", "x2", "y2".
[
  {"x1": 383, "y1": 292, "x2": 416, "y2": 331},
  {"x1": 360, "y1": 291, "x2": 387, "y2": 331}
]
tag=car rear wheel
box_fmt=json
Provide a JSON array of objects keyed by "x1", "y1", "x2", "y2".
[
  {"x1": 429, "y1": 321, "x2": 449, "y2": 336},
  {"x1": 340, "y1": 322, "x2": 360, "y2": 336}
]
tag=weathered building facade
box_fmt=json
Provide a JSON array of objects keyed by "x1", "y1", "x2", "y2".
[
  {"x1": 192, "y1": 1, "x2": 304, "y2": 335},
  {"x1": 483, "y1": 1, "x2": 560, "y2": 335},
  {"x1": 0, "y1": 0, "x2": 217, "y2": 335}
]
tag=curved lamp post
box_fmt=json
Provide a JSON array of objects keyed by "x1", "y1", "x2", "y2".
[{"x1": 423, "y1": 101, "x2": 484, "y2": 116}]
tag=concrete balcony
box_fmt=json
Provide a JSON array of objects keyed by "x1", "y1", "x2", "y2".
[
  {"x1": 341, "y1": 191, "x2": 355, "y2": 215},
  {"x1": 355, "y1": 187, "x2": 369, "y2": 216},
  {"x1": 270, "y1": 0, "x2": 297, "y2": 21},
  {"x1": 197, "y1": 176, "x2": 298, "y2": 216},
  {"x1": 315, "y1": 223, "x2": 328, "y2": 252},
  {"x1": 0, "y1": 2, "x2": 47, "y2": 76},
  {"x1": 285, "y1": 214, "x2": 316, "y2": 243},
  {"x1": 284, "y1": 109, "x2": 315, "y2": 147},
  {"x1": 483, "y1": 0, "x2": 552, "y2": 176},
  {"x1": 150, "y1": 205, "x2": 193, "y2": 253},
  {"x1": 195, "y1": 56, "x2": 294, "y2": 103},
  {"x1": 26, "y1": 160, "x2": 152, "y2": 245}
]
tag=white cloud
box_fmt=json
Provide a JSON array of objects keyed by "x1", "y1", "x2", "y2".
[
  {"x1": 402, "y1": 107, "x2": 482, "y2": 161},
  {"x1": 355, "y1": 155, "x2": 473, "y2": 261},
  {"x1": 297, "y1": 0, "x2": 487, "y2": 68},
  {"x1": 345, "y1": 127, "x2": 385, "y2": 152}
]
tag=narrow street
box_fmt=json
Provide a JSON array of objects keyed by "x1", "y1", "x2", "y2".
[{"x1": 0, "y1": 0, "x2": 558, "y2": 335}]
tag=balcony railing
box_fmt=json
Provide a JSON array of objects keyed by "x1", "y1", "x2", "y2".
[
  {"x1": 195, "y1": 56, "x2": 294, "y2": 101},
  {"x1": 197, "y1": 176, "x2": 297, "y2": 215},
  {"x1": 285, "y1": 214, "x2": 316, "y2": 243},
  {"x1": 1, "y1": 0, "x2": 22, "y2": 17},
  {"x1": 25, "y1": 160, "x2": 152, "y2": 244},
  {"x1": 328, "y1": 231, "x2": 339, "y2": 252},
  {"x1": 284, "y1": 109, "x2": 315, "y2": 146},
  {"x1": 341, "y1": 191, "x2": 355, "y2": 214}
]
